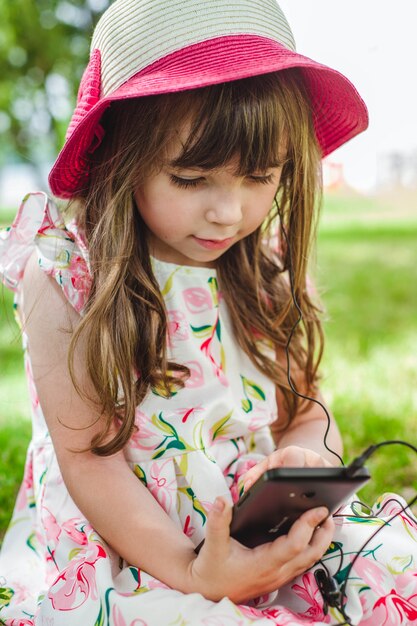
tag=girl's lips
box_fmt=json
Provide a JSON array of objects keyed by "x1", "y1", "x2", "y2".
[{"x1": 193, "y1": 236, "x2": 235, "y2": 250}]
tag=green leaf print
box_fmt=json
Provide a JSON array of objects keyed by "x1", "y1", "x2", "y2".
[
  {"x1": 134, "y1": 464, "x2": 147, "y2": 486},
  {"x1": 241, "y1": 376, "x2": 266, "y2": 401},
  {"x1": 190, "y1": 324, "x2": 213, "y2": 339},
  {"x1": 388, "y1": 554, "x2": 414, "y2": 575},
  {"x1": 208, "y1": 276, "x2": 219, "y2": 307},
  {"x1": 166, "y1": 440, "x2": 187, "y2": 451},
  {"x1": 160, "y1": 266, "x2": 182, "y2": 296},
  {"x1": 241, "y1": 398, "x2": 252, "y2": 413},
  {"x1": 178, "y1": 487, "x2": 207, "y2": 525},
  {"x1": 152, "y1": 448, "x2": 167, "y2": 460},
  {"x1": 325, "y1": 541, "x2": 344, "y2": 556},
  {"x1": 26, "y1": 532, "x2": 38, "y2": 554},
  {"x1": 211, "y1": 411, "x2": 233, "y2": 441},
  {"x1": 68, "y1": 547, "x2": 83, "y2": 560},
  {"x1": 192, "y1": 420, "x2": 205, "y2": 451},
  {"x1": 215, "y1": 317, "x2": 222, "y2": 341},
  {"x1": 177, "y1": 453, "x2": 188, "y2": 477},
  {"x1": 0, "y1": 588, "x2": 14, "y2": 610},
  {"x1": 344, "y1": 516, "x2": 386, "y2": 526},
  {"x1": 152, "y1": 412, "x2": 179, "y2": 438},
  {"x1": 240, "y1": 375, "x2": 266, "y2": 413},
  {"x1": 94, "y1": 601, "x2": 105, "y2": 626},
  {"x1": 171, "y1": 616, "x2": 188, "y2": 626},
  {"x1": 151, "y1": 383, "x2": 178, "y2": 398},
  {"x1": 151, "y1": 413, "x2": 189, "y2": 459}
]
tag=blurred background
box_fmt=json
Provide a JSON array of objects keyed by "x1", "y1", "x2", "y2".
[{"x1": 0, "y1": 0, "x2": 416, "y2": 539}]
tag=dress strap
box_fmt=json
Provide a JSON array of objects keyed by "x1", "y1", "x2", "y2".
[{"x1": 0, "y1": 192, "x2": 91, "y2": 314}]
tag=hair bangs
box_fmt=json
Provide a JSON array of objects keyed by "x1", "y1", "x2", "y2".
[{"x1": 170, "y1": 75, "x2": 289, "y2": 175}]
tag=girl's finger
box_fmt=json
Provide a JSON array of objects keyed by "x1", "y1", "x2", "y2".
[
  {"x1": 293, "y1": 516, "x2": 335, "y2": 568},
  {"x1": 281, "y1": 507, "x2": 329, "y2": 559},
  {"x1": 277, "y1": 446, "x2": 306, "y2": 467},
  {"x1": 242, "y1": 457, "x2": 270, "y2": 491},
  {"x1": 202, "y1": 497, "x2": 233, "y2": 559},
  {"x1": 303, "y1": 449, "x2": 331, "y2": 468}
]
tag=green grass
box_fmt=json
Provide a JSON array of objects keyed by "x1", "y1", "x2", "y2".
[
  {"x1": 317, "y1": 193, "x2": 417, "y2": 505},
  {"x1": 0, "y1": 206, "x2": 33, "y2": 539},
  {"x1": 1, "y1": 192, "x2": 417, "y2": 540}
]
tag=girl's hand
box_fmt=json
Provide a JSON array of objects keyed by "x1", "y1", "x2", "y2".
[
  {"x1": 242, "y1": 445, "x2": 333, "y2": 492},
  {"x1": 186, "y1": 497, "x2": 334, "y2": 603}
]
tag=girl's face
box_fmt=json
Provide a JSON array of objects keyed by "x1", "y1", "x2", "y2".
[{"x1": 134, "y1": 128, "x2": 283, "y2": 267}]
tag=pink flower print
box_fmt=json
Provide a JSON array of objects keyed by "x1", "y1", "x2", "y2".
[
  {"x1": 112, "y1": 605, "x2": 128, "y2": 626},
  {"x1": 354, "y1": 556, "x2": 417, "y2": 625},
  {"x1": 183, "y1": 514, "x2": 196, "y2": 539},
  {"x1": 130, "y1": 410, "x2": 162, "y2": 451},
  {"x1": 42, "y1": 506, "x2": 62, "y2": 553},
  {"x1": 291, "y1": 572, "x2": 330, "y2": 621},
  {"x1": 12, "y1": 212, "x2": 32, "y2": 244},
  {"x1": 363, "y1": 590, "x2": 417, "y2": 625},
  {"x1": 62, "y1": 518, "x2": 89, "y2": 546},
  {"x1": 5, "y1": 581, "x2": 30, "y2": 606},
  {"x1": 183, "y1": 287, "x2": 213, "y2": 313},
  {"x1": 353, "y1": 555, "x2": 392, "y2": 597},
  {"x1": 170, "y1": 405, "x2": 203, "y2": 424},
  {"x1": 48, "y1": 542, "x2": 106, "y2": 610},
  {"x1": 148, "y1": 460, "x2": 177, "y2": 513},
  {"x1": 184, "y1": 361, "x2": 205, "y2": 388},
  {"x1": 246, "y1": 406, "x2": 273, "y2": 432},
  {"x1": 16, "y1": 456, "x2": 34, "y2": 511},
  {"x1": 377, "y1": 494, "x2": 417, "y2": 539},
  {"x1": 202, "y1": 616, "x2": 248, "y2": 625},
  {"x1": 67, "y1": 253, "x2": 91, "y2": 312},
  {"x1": 112, "y1": 605, "x2": 149, "y2": 626},
  {"x1": 193, "y1": 309, "x2": 228, "y2": 386},
  {"x1": 238, "y1": 603, "x2": 302, "y2": 623},
  {"x1": 229, "y1": 459, "x2": 258, "y2": 505},
  {"x1": 167, "y1": 309, "x2": 189, "y2": 344}
]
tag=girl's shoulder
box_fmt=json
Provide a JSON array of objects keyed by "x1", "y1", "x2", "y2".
[{"x1": 0, "y1": 192, "x2": 91, "y2": 315}]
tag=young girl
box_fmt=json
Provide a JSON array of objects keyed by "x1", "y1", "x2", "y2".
[{"x1": 1, "y1": 1, "x2": 417, "y2": 625}]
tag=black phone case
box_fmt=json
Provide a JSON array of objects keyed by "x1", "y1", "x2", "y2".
[{"x1": 230, "y1": 467, "x2": 371, "y2": 548}]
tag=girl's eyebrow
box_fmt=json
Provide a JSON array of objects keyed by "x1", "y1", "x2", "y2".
[
  {"x1": 166, "y1": 160, "x2": 286, "y2": 171},
  {"x1": 166, "y1": 161, "x2": 203, "y2": 171}
]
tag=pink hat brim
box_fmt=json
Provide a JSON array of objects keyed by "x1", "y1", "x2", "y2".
[{"x1": 49, "y1": 35, "x2": 368, "y2": 198}]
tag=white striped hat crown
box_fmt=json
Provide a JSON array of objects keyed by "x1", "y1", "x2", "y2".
[
  {"x1": 49, "y1": 0, "x2": 368, "y2": 198},
  {"x1": 92, "y1": 0, "x2": 296, "y2": 96}
]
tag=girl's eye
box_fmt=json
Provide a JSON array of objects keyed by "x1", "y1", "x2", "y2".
[
  {"x1": 170, "y1": 174, "x2": 203, "y2": 189},
  {"x1": 248, "y1": 174, "x2": 274, "y2": 185}
]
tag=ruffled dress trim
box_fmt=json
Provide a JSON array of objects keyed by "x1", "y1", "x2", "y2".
[{"x1": 0, "y1": 191, "x2": 91, "y2": 314}]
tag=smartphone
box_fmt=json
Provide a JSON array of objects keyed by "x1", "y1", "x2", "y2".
[{"x1": 230, "y1": 466, "x2": 371, "y2": 548}]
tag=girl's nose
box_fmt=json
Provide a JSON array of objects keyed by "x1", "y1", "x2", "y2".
[{"x1": 205, "y1": 189, "x2": 243, "y2": 226}]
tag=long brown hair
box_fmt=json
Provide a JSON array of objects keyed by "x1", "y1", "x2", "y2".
[{"x1": 68, "y1": 69, "x2": 323, "y2": 455}]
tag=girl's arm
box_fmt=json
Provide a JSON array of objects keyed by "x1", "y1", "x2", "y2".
[
  {"x1": 22, "y1": 252, "x2": 333, "y2": 601},
  {"x1": 272, "y1": 344, "x2": 343, "y2": 463},
  {"x1": 271, "y1": 385, "x2": 343, "y2": 464},
  {"x1": 22, "y1": 252, "x2": 196, "y2": 586}
]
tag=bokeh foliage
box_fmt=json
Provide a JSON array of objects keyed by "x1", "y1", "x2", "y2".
[{"x1": 0, "y1": 0, "x2": 109, "y2": 169}]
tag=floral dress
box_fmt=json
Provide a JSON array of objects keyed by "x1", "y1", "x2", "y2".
[{"x1": 1, "y1": 192, "x2": 417, "y2": 626}]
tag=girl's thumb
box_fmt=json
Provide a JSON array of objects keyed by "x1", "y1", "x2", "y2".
[{"x1": 204, "y1": 497, "x2": 232, "y2": 552}]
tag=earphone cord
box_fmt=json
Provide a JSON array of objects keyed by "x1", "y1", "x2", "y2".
[
  {"x1": 277, "y1": 204, "x2": 417, "y2": 625},
  {"x1": 277, "y1": 206, "x2": 344, "y2": 465}
]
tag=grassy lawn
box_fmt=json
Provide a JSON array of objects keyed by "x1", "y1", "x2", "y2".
[
  {"x1": 317, "y1": 193, "x2": 417, "y2": 507},
  {"x1": 0, "y1": 191, "x2": 417, "y2": 542}
]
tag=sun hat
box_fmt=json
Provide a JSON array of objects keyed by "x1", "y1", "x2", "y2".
[{"x1": 48, "y1": 0, "x2": 368, "y2": 199}]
